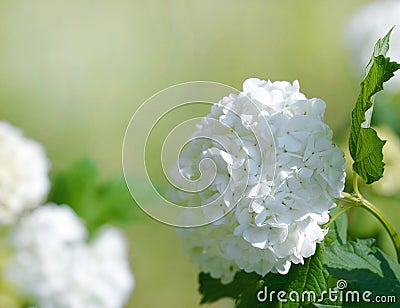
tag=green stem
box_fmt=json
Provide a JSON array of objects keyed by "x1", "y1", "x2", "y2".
[
  {"x1": 352, "y1": 172, "x2": 361, "y2": 197},
  {"x1": 341, "y1": 191, "x2": 359, "y2": 203},
  {"x1": 324, "y1": 201, "x2": 357, "y2": 228},
  {"x1": 341, "y1": 175, "x2": 400, "y2": 263},
  {"x1": 359, "y1": 196, "x2": 400, "y2": 263}
]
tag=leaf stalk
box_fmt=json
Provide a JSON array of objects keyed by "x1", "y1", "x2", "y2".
[{"x1": 335, "y1": 174, "x2": 400, "y2": 263}]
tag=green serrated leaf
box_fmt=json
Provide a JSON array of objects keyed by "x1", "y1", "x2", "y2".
[
  {"x1": 325, "y1": 239, "x2": 400, "y2": 302},
  {"x1": 326, "y1": 239, "x2": 382, "y2": 274},
  {"x1": 281, "y1": 244, "x2": 328, "y2": 308},
  {"x1": 365, "y1": 27, "x2": 394, "y2": 73},
  {"x1": 349, "y1": 29, "x2": 400, "y2": 184}
]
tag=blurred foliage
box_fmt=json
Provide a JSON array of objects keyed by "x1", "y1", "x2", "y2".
[
  {"x1": 48, "y1": 158, "x2": 142, "y2": 235},
  {"x1": 373, "y1": 92, "x2": 400, "y2": 135}
]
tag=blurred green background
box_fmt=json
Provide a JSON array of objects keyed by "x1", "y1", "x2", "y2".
[{"x1": 0, "y1": 1, "x2": 398, "y2": 307}]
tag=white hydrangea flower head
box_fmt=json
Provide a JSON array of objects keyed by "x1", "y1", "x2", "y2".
[
  {"x1": 0, "y1": 121, "x2": 50, "y2": 225},
  {"x1": 346, "y1": 0, "x2": 400, "y2": 91},
  {"x1": 170, "y1": 78, "x2": 345, "y2": 283},
  {"x1": 6, "y1": 204, "x2": 134, "y2": 308}
]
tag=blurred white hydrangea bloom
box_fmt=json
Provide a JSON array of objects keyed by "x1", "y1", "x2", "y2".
[
  {"x1": 0, "y1": 121, "x2": 50, "y2": 225},
  {"x1": 346, "y1": 0, "x2": 400, "y2": 91},
  {"x1": 170, "y1": 78, "x2": 345, "y2": 283},
  {"x1": 6, "y1": 204, "x2": 134, "y2": 308}
]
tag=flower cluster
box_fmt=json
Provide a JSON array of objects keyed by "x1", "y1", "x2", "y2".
[
  {"x1": 0, "y1": 121, "x2": 135, "y2": 307},
  {"x1": 0, "y1": 121, "x2": 50, "y2": 225},
  {"x1": 170, "y1": 78, "x2": 345, "y2": 283},
  {"x1": 6, "y1": 204, "x2": 134, "y2": 308}
]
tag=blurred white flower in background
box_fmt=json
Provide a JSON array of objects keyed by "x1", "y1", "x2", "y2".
[
  {"x1": 345, "y1": 0, "x2": 400, "y2": 91},
  {"x1": 170, "y1": 78, "x2": 345, "y2": 283},
  {"x1": 0, "y1": 121, "x2": 50, "y2": 225},
  {"x1": 6, "y1": 204, "x2": 134, "y2": 308}
]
